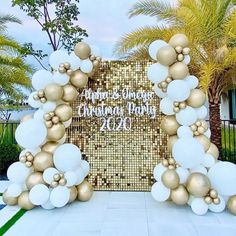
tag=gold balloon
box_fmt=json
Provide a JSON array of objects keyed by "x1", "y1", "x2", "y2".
[
  {"x1": 74, "y1": 42, "x2": 91, "y2": 60},
  {"x1": 77, "y1": 180, "x2": 93, "y2": 202},
  {"x1": 47, "y1": 122, "x2": 66, "y2": 141},
  {"x1": 160, "y1": 115, "x2": 180, "y2": 135},
  {"x1": 171, "y1": 185, "x2": 189, "y2": 205},
  {"x1": 62, "y1": 85, "x2": 78, "y2": 102},
  {"x1": 169, "y1": 34, "x2": 189, "y2": 48},
  {"x1": 169, "y1": 62, "x2": 189, "y2": 80},
  {"x1": 161, "y1": 169, "x2": 180, "y2": 189},
  {"x1": 20, "y1": 113, "x2": 33, "y2": 123},
  {"x1": 55, "y1": 104, "x2": 73, "y2": 122},
  {"x1": 18, "y1": 191, "x2": 35, "y2": 210},
  {"x1": 26, "y1": 172, "x2": 46, "y2": 189},
  {"x1": 195, "y1": 135, "x2": 211, "y2": 152},
  {"x1": 156, "y1": 46, "x2": 177, "y2": 66},
  {"x1": 186, "y1": 173, "x2": 211, "y2": 197},
  {"x1": 206, "y1": 143, "x2": 219, "y2": 160},
  {"x1": 70, "y1": 70, "x2": 88, "y2": 88},
  {"x1": 167, "y1": 135, "x2": 178, "y2": 152},
  {"x1": 69, "y1": 186, "x2": 78, "y2": 203},
  {"x1": 42, "y1": 141, "x2": 60, "y2": 154},
  {"x1": 227, "y1": 195, "x2": 236, "y2": 215},
  {"x1": 33, "y1": 151, "x2": 54, "y2": 172},
  {"x1": 44, "y1": 84, "x2": 63, "y2": 101},
  {"x1": 2, "y1": 190, "x2": 18, "y2": 205},
  {"x1": 187, "y1": 89, "x2": 206, "y2": 108}
]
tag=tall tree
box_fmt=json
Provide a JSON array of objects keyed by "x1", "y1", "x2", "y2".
[{"x1": 115, "y1": 0, "x2": 236, "y2": 154}]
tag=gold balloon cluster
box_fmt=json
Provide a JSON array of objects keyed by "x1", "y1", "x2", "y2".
[
  {"x1": 162, "y1": 157, "x2": 177, "y2": 170},
  {"x1": 157, "y1": 77, "x2": 173, "y2": 92},
  {"x1": 51, "y1": 173, "x2": 67, "y2": 188},
  {"x1": 173, "y1": 101, "x2": 187, "y2": 113},
  {"x1": 58, "y1": 62, "x2": 73, "y2": 75},
  {"x1": 19, "y1": 152, "x2": 34, "y2": 168},
  {"x1": 33, "y1": 90, "x2": 47, "y2": 103},
  {"x1": 190, "y1": 120, "x2": 208, "y2": 136}
]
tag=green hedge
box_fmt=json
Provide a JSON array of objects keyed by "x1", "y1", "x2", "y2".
[{"x1": 0, "y1": 143, "x2": 20, "y2": 175}]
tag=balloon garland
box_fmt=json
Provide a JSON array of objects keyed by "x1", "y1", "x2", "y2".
[
  {"x1": 149, "y1": 34, "x2": 236, "y2": 216},
  {"x1": 3, "y1": 43, "x2": 101, "y2": 210}
]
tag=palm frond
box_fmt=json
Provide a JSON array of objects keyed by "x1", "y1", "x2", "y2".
[
  {"x1": 0, "y1": 14, "x2": 21, "y2": 32},
  {"x1": 125, "y1": 46, "x2": 150, "y2": 60}
]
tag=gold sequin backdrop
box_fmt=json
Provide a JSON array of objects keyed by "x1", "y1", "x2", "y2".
[{"x1": 67, "y1": 61, "x2": 169, "y2": 191}]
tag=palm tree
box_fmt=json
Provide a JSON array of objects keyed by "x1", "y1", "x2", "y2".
[{"x1": 115, "y1": 0, "x2": 236, "y2": 154}]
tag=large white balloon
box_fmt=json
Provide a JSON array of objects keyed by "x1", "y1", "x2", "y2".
[
  {"x1": 148, "y1": 40, "x2": 168, "y2": 60},
  {"x1": 153, "y1": 84, "x2": 167, "y2": 98},
  {"x1": 49, "y1": 50, "x2": 70, "y2": 70},
  {"x1": 29, "y1": 184, "x2": 50, "y2": 205},
  {"x1": 7, "y1": 183, "x2": 23, "y2": 197},
  {"x1": 191, "y1": 198, "x2": 208, "y2": 215},
  {"x1": 34, "y1": 109, "x2": 45, "y2": 122},
  {"x1": 52, "y1": 71, "x2": 69, "y2": 86},
  {"x1": 167, "y1": 80, "x2": 190, "y2": 102},
  {"x1": 151, "y1": 182, "x2": 170, "y2": 202},
  {"x1": 195, "y1": 106, "x2": 208, "y2": 119},
  {"x1": 184, "y1": 75, "x2": 199, "y2": 89},
  {"x1": 147, "y1": 63, "x2": 169, "y2": 84},
  {"x1": 43, "y1": 167, "x2": 59, "y2": 184},
  {"x1": 176, "y1": 106, "x2": 197, "y2": 126},
  {"x1": 81, "y1": 160, "x2": 90, "y2": 177},
  {"x1": 208, "y1": 161, "x2": 236, "y2": 196},
  {"x1": 209, "y1": 195, "x2": 225, "y2": 213},
  {"x1": 80, "y1": 59, "x2": 93, "y2": 73},
  {"x1": 7, "y1": 162, "x2": 31, "y2": 184},
  {"x1": 172, "y1": 138, "x2": 205, "y2": 168},
  {"x1": 68, "y1": 52, "x2": 81, "y2": 70},
  {"x1": 176, "y1": 167, "x2": 189, "y2": 184},
  {"x1": 32, "y1": 70, "x2": 54, "y2": 90},
  {"x1": 65, "y1": 171, "x2": 77, "y2": 187},
  {"x1": 42, "y1": 101, "x2": 57, "y2": 113},
  {"x1": 28, "y1": 92, "x2": 42, "y2": 108},
  {"x1": 53, "y1": 143, "x2": 82, "y2": 172},
  {"x1": 15, "y1": 119, "x2": 47, "y2": 148},
  {"x1": 153, "y1": 163, "x2": 167, "y2": 181},
  {"x1": 177, "y1": 126, "x2": 193, "y2": 138},
  {"x1": 160, "y1": 97, "x2": 175, "y2": 115},
  {"x1": 50, "y1": 186, "x2": 70, "y2": 208}
]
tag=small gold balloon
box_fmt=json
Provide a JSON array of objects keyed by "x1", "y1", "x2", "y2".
[
  {"x1": 167, "y1": 135, "x2": 178, "y2": 152},
  {"x1": 2, "y1": 190, "x2": 18, "y2": 205},
  {"x1": 161, "y1": 169, "x2": 180, "y2": 189},
  {"x1": 20, "y1": 113, "x2": 33, "y2": 123},
  {"x1": 54, "y1": 173, "x2": 60, "y2": 181},
  {"x1": 51, "y1": 181, "x2": 59, "y2": 188},
  {"x1": 169, "y1": 62, "x2": 189, "y2": 80},
  {"x1": 179, "y1": 102, "x2": 186, "y2": 109},
  {"x1": 168, "y1": 158, "x2": 176, "y2": 165},
  {"x1": 77, "y1": 180, "x2": 93, "y2": 202},
  {"x1": 162, "y1": 159, "x2": 169, "y2": 167},
  {"x1": 70, "y1": 70, "x2": 89, "y2": 88},
  {"x1": 156, "y1": 46, "x2": 177, "y2": 66},
  {"x1": 25, "y1": 161, "x2": 32, "y2": 168},
  {"x1": 62, "y1": 85, "x2": 78, "y2": 102},
  {"x1": 171, "y1": 185, "x2": 189, "y2": 205},
  {"x1": 213, "y1": 197, "x2": 221, "y2": 205},
  {"x1": 59, "y1": 178, "x2": 67, "y2": 186},
  {"x1": 182, "y1": 47, "x2": 190, "y2": 55},
  {"x1": 18, "y1": 191, "x2": 35, "y2": 210},
  {"x1": 168, "y1": 165, "x2": 175, "y2": 170},
  {"x1": 33, "y1": 151, "x2": 54, "y2": 172},
  {"x1": 197, "y1": 126, "x2": 205, "y2": 134},
  {"x1": 55, "y1": 104, "x2": 73, "y2": 122},
  {"x1": 26, "y1": 154, "x2": 34, "y2": 162},
  {"x1": 74, "y1": 42, "x2": 91, "y2": 60},
  {"x1": 227, "y1": 195, "x2": 236, "y2": 215},
  {"x1": 42, "y1": 141, "x2": 60, "y2": 154},
  {"x1": 206, "y1": 143, "x2": 219, "y2": 160},
  {"x1": 204, "y1": 196, "x2": 212, "y2": 204},
  {"x1": 19, "y1": 156, "x2": 27, "y2": 163},
  {"x1": 47, "y1": 122, "x2": 66, "y2": 141},
  {"x1": 209, "y1": 189, "x2": 218, "y2": 199},
  {"x1": 26, "y1": 172, "x2": 45, "y2": 189},
  {"x1": 186, "y1": 173, "x2": 211, "y2": 197},
  {"x1": 160, "y1": 115, "x2": 180, "y2": 135},
  {"x1": 195, "y1": 135, "x2": 211, "y2": 152},
  {"x1": 177, "y1": 54, "x2": 184, "y2": 61},
  {"x1": 52, "y1": 116, "x2": 60, "y2": 124},
  {"x1": 175, "y1": 46, "x2": 183, "y2": 53},
  {"x1": 44, "y1": 84, "x2": 63, "y2": 101},
  {"x1": 69, "y1": 186, "x2": 78, "y2": 203},
  {"x1": 93, "y1": 60, "x2": 100, "y2": 67},
  {"x1": 187, "y1": 89, "x2": 206, "y2": 108},
  {"x1": 40, "y1": 97, "x2": 47, "y2": 103},
  {"x1": 169, "y1": 34, "x2": 189, "y2": 48},
  {"x1": 191, "y1": 124, "x2": 197, "y2": 131}
]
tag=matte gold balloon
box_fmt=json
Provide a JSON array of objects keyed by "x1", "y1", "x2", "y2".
[
  {"x1": 74, "y1": 42, "x2": 91, "y2": 60},
  {"x1": 206, "y1": 143, "x2": 219, "y2": 160},
  {"x1": 195, "y1": 135, "x2": 211, "y2": 151},
  {"x1": 70, "y1": 70, "x2": 88, "y2": 88},
  {"x1": 167, "y1": 135, "x2": 178, "y2": 152},
  {"x1": 26, "y1": 172, "x2": 46, "y2": 189},
  {"x1": 62, "y1": 85, "x2": 78, "y2": 102},
  {"x1": 187, "y1": 89, "x2": 206, "y2": 108},
  {"x1": 47, "y1": 122, "x2": 66, "y2": 141},
  {"x1": 160, "y1": 115, "x2": 180, "y2": 135},
  {"x1": 69, "y1": 186, "x2": 78, "y2": 203},
  {"x1": 227, "y1": 195, "x2": 236, "y2": 215},
  {"x1": 171, "y1": 185, "x2": 189, "y2": 205},
  {"x1": 42, "y1": 141, "x2": 60, "y2": 154},
  {"x1": 20, "y1": 113, "x2": 33, "y2": 123},
  {"x1": 55, "y1": 104, "x2": 73, "y2": 122},
  {"x1": 156, "y1": 46, "x2": 177, "y2": 66},
  {"x1": 169, "y1": 34, "x2": 189, "y2": 48},
  {"x1": 77, "y1": 180, "x2": 93, "y2": 202},
  {"x1": 44, "y1": 84, "x2": 63, "y2": 101},
  {"x1": 18, "y1": 191, "x2": 35, "y2": 210},
  {"x1": 2, "y1": 190, "x2": 18, "y2": 205},
  {"x1": 186, "y1": 173, "x2": 211, "y2": 197},
  {"x1": 169, "y1": 62, "x2": 189, "y2": 80},
  {"x1": 161, "y1": 169, "x2": 180, "y2": 189},
  {"x1": 33, "y1": 151, "x2": 54, "y2": 172}
]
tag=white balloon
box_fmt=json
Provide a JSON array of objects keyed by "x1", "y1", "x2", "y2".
[
  {"x1": 167, "y1": 80, "x2": 190, "y2": 102},
  {"x1": 53, "y1": 144, "x2": 82, "y2": 172},
  {"x1": 153, "y1": 84, "x2": 167, "y2": 98},
  {"x1": 176, "y1": 167, "x2": 189, "y2": 184},
  {"x1": 75, "y1": 167, "x2": 85, "y2": 185},
  {"x1": 81, "y1": 160, "x2": 90, "y2": 177},
  {"x1": 42, "y1": 101, "x2": 57, "y2": 113},
  {"x1": 177, "y1": 126, "x2": 193, "y2": 138},
  {"x1": 191, "y1": 198, "x2": 208, "y2": 215},
  {"x1": 195, "y1": 106, "x2": 208, "y2": 119},
  {"x1": 176, "y1": 106, "x2": 197, "y2": 126},
  {"x1": 80, "y1": 59, "x2": 93, "y2": 73},
  {"x1": 184, "y1": 75, "x2": 199, "y2": 89},
  {"x1": 190, "y1": 165, "x2": 207, "y2": 175},
  {"x1": 41, "y1": 199, "x2": 55, "y2": 210},
  {"x1": 15, "y1": 119, "x2": 47, "y2": 148},
  {"x1": 63, "y1": 118, "x2": 72, "y2": 128},
  {"x1": 151, "y1": 182, "x2": 170, "y2": 202},
  {"x1": 209, "y1": 195, "x2": 225, "y2": 213},
  {"x1": 90, "y1": 45, "x2": 102, "y2": 57},
  {"x1": 43, "y1": 167, "x2": 59, "y2": 184},
  {"x1": 34, "y1": 109, "x2": 45, "y2": 122},
  {"x1": 52, "y1": 71, "x2": 69, "y2": 86},
  {"x1": 153, "y1": 163, "x2": 167, "y2": 181},
  {"x1": 58, "y1": 133, "x2": 67, "y2": 144},
  {"x1": 49, "y1": 50, "x2": 70, "y2": 70},
  {"x1": 28, "y1": 92, "x2": 42, "y2": 108},
  {"x1": 147, "y1": 63, "x2": 169, "y2": 84},
  {"x1": 183, "y1": 55, "x2": 191, "y2": 65},
  {"x1": 203, "y1": 154, "x2": 215, "y2": 168},
  {"x1": 65, "y1": 171, "x2": 77, "y2": 187},
  {"x1": 7, "y1": 183, "x2": 23, "y2": 197},
  {"x1": 32, "y1": 70, "x2": 54, "y2": 90},
  {"x1": 172, "y1": 138, "x2": 205, "y2": 168},
  {"x1": 204, "y1": 129, "x2": 211, "y2": 138},
  {"x1": 160, "y1": 97, "x2": 175, "y2": 115},
  {"x1": 148, "y1": 40, "x2": 168, "y2": 60},
  {"x1": 50, "y1": 186, "x2": 70, "y2": 208},
  {"x1": 29, "y1": 184, "x2": 50, "y2": 205},
  {"x1": 208, "y1": 161, "x2": 236, "y2": 196},
  {"x1": 7, "y1": 162, "x2": 31, "y2": 184},
  {"x1": 68, "y1": 52, "x2": 81, "y2": 70}
]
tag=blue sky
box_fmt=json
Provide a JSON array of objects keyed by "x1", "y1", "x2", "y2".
[{"x1": 2, "y1": 0, "x2": 157, "y2": 69}]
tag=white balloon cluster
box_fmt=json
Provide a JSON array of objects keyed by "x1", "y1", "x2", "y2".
[
  {"x1": 3, "y1": 42, "x2": 101, "y2": 210},
  {"x1": 149, "y1": 34, "x2": 236, "y2": 216}
]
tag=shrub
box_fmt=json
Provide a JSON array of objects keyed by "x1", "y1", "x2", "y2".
[{"x1": 221, "y1": 148, "x2": 236, "y2": 164}]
